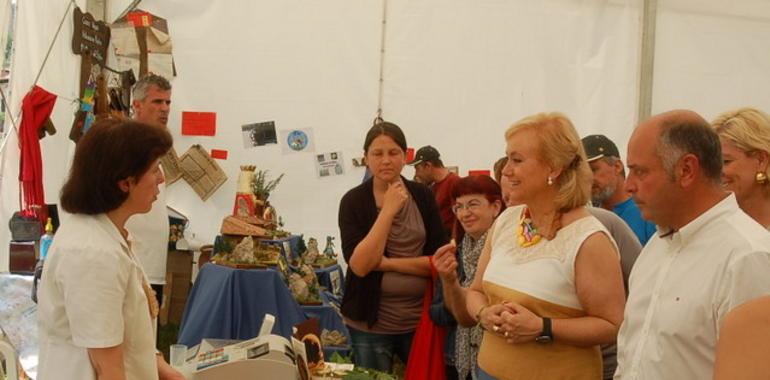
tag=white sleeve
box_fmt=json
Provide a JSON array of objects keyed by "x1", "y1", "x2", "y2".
[
  {"x1": 55, "y1": 246, "x2": 130, "y2": 348},
  {"x1": 715, "y1": 250, "x2": 770, "y2": 332}
]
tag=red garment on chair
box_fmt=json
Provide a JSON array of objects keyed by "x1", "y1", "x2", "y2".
[
  {"x1": 18, "y1": 86, "x2": 57, "y2": 224},
  {"x1": 404, "y1": 259, "x2": 447, "y2": 380}
]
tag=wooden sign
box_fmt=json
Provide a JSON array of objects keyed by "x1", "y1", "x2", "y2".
[{"x1": 72, "y1": 7, "x2": 110, "y2": 66}]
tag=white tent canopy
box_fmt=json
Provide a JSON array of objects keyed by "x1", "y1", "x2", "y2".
[{"x1": 2, "y1": 0, "x2": 770, "y2": 271}]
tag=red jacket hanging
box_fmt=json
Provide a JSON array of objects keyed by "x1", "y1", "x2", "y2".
[{"x1": 18, "y1": 86, "x2": 57, "y2": 224}]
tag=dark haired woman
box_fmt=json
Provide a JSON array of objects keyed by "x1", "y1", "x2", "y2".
[
  {"x1": 37, "y1": 119, "x2": 184, "y2": 380},
  {"x1": 431, "y1": 175, "x2": 505, "y2": 379},
  {"x1": 338, "y1": 121, "x2": 448, "y2": 372}
]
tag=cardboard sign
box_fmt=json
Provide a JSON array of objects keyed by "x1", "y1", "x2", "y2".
[
  {"x1": 72, "y1": 7, "x2": 110, "y2": 66},
  {"x1": 182, "y1": 112, "x2": 216, "y2": 136}
]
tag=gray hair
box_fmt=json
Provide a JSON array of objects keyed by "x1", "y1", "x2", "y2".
[
  {"x1": 132, "y1": 74, "x2": 171, "y2": 102},
  {"x1": 656, "y1": 118, "x2": 722, "y2": 184},
  {"x1": 602, "y1": 156, "x2": 626, "y2": 178}
]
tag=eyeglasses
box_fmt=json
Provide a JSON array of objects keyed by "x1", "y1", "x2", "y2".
[{"x1": 451, "y1": 200, "x2": 486, "y2": 214}]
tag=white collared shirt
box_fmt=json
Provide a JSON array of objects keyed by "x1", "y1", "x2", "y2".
[
  {"x1": 37, "y1": 214, "x2": 158, "y2": 380},
  {"x1": 126, "y1": 179, "x2": 169, "y2": 285},
  {"x1": 615, "y1": 194, "x2": 770, "y2": 379}
]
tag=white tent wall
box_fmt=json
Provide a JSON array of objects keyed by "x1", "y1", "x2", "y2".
[
  {"x1": 107, "y1": 1, "x2": 384, "y2": 255},
  {"x1": 104, "y1": 0, "x2": 642, "y2": 260},
  {"x1": 651, "y1": 1, "x2": 770, "y2": 121},
  {"x1": 383, "y1": 0, "x2": 641, "y2": 172},
  {"x1": 0, "y1": 0, "x2": 647, "y2": 269},
  {"x1": 3, "y1": 0, "x2": 770, "y2": 270},
  {"x1": 0, "y1": 0, "x2": 11, "y2": 62},
  {"x1": 0, "y1": 0, "x2": 85, "y2": 272}
]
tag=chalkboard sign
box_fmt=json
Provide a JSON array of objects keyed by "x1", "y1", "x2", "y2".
[{"x1": 72, "y1": 7, "x2": 110, "y2": 66}]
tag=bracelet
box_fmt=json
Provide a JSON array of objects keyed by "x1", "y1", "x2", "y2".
[{"x1": 475, "y1": 305, "x2": 489, "y2": 325}]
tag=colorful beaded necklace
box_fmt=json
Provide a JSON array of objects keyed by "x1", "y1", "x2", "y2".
[{"x1": 517, "y1": 207, "x2": 542, "y2": 247}]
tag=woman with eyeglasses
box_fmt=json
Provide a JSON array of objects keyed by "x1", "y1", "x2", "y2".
[
  {"x1": 465, "y1": 113, "x2": 625, "y2": 379},
  {"x1": 430, "y1": 175, "x2": 505, "y2": 380}
]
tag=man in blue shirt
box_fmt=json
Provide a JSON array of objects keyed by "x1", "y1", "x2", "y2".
[{"x1": 582, "y1": 134, "x2": 656, "y2": 245}]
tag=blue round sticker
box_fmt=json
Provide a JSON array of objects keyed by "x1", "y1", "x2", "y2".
[{"x1": 287, "y1": 130, "x2": 309, "y2": 151}]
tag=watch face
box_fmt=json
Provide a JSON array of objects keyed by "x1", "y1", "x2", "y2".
[{"x1": 535, "y1": 335, "x2": 552, "y2": 344}]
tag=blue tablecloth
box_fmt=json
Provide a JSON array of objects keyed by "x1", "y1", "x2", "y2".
[
  {"x1": 314, "y1": 264, "x2": 344, "y2": 295},
  {"x1": 177, "y1": 264, "x2": 306, "y2": 346}
]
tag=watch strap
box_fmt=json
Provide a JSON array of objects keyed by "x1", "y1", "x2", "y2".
[{"x1": 541, "y1": 317, "x2": 552, "y2": 339}]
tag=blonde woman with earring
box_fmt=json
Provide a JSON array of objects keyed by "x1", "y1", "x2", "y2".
[
  {"x1": 712, "y1": 107, "x2": 770, "y2": 228},
  {"x1": 465, "y1": 113, "x2": 625, "y2": 379}
]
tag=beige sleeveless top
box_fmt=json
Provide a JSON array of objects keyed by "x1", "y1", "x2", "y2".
[{"x1": 478, "y1": 205, "x2": 617, "y2": 379}]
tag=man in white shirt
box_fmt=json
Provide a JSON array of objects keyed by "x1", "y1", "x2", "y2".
[
  {"x1": 127, "y1": 74, "x2": 172, "y2": 307},
  {"x1": 614, "y1": 109, "x2": 770, "y2": 379}
]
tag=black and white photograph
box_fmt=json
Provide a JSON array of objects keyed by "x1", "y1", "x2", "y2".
[{"x1": 241, "y1": 121, "x2": 278, "y2": 148}]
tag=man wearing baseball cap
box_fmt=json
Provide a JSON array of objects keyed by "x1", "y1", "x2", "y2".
[
  {"x1": 582, "y1": 134, "x2": 656, "y2": 245},
  {"x1": 409, "y1": 145, "x2": 460, "y2": 234}
]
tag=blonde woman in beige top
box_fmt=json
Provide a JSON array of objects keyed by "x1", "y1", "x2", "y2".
[{"x1": 466, "y1": 112, "x2": 625, "y2": 380}]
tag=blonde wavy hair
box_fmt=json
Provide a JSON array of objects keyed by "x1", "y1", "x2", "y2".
[
  {"x1": 712, "y1": 107, "x2": 770, "y2": 182},
  {"x1": 505, "y1": 112, "x2": 592, "y2": 212}
]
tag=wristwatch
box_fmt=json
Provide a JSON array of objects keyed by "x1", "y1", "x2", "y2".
[{"x1": 535, "y1": 317, "x2": 553, "y2": 343}]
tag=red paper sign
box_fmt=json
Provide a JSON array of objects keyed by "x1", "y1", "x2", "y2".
[
  {"x1": 181, "y1": 112, "x2": 216, "y2": 136},
  {"x1": 127, "y1": 11, "x2": 152, "y2": 27},
  {"x1": 211, "y1": 149, "x2": 228, "y2": 160},
  {"x1": 406, "y1": 147, "x2": 415, "y2": 162},
  {"x1": 468, "y1": 170, "x2": 491, "y2": 177}
]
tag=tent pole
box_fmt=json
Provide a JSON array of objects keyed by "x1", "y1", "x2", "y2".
[
  {"x1": 637, "y1": 0, "x2": 658, "y2": 123},
  {"x1": 374, "y1": 0, "x2": 389, "y2": 123}
]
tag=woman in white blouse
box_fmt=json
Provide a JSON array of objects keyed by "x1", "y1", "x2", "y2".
[
  {"x1": 37, "y1": 119, "x2": 183, "y2": 380},
  {"x1": 465, "y1": 112, "x2": 625, "y2": 380},
  {"x1": 712, "y1": 107, "x2": 770, "y2": 228}
]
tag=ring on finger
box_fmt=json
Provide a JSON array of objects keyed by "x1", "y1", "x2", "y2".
[
  {"x1": 504, "y1": 331, "x2": 509, "y2": 338},
  {"x1": 492, "y1": 325, "x2": 500, "y2": 332}
]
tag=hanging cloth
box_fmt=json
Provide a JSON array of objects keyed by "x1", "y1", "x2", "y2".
[
  {"x1": 18, "y1": 86, "x2": 57, "y2": 224},
  {"x1": 403, "y1": 257, "x2": 447, "y2": 380}
]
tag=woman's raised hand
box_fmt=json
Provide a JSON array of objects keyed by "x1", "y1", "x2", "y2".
[
  {"x1": 433, "y1": 243, "x2": 458, "y2": 282},
  {"x1": 381, "y1": 180, "x2": 409, "y2": 217}
]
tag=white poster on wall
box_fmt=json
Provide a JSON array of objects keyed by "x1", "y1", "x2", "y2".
[
  {"x1": 279, "y1": 128, "x2": 315, "y2": 154},
  {"x1": 314, "y1": 151, "x2": 345, "y2": 178}
]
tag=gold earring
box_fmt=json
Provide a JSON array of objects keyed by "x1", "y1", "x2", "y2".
[
  {"x1": 547, "y1": 177, "x2": 554, "y2": 186},
  {"x1": 756, "y1": 172, "x2": 768, "y2": 184}
]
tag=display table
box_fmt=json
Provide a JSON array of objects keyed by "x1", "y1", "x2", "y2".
[
  {"x1": 260, "y1": 234, "x2": 302, "y2": 261},
  {"x1": 313, "y1": 264, "x2": 344, "y2": 296},
  {"x1": 178, "y1": 263, "x2": 351, "y2": 357},
  {"x1": 214, "y1": 234, "x2": 302, "y2": 261},
  {"x1": 301, "y1": 291, "x2": 351, "y2": 358},
  {"x1": 177, "y1": 264, "x2": 306, "y2": 346}
]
